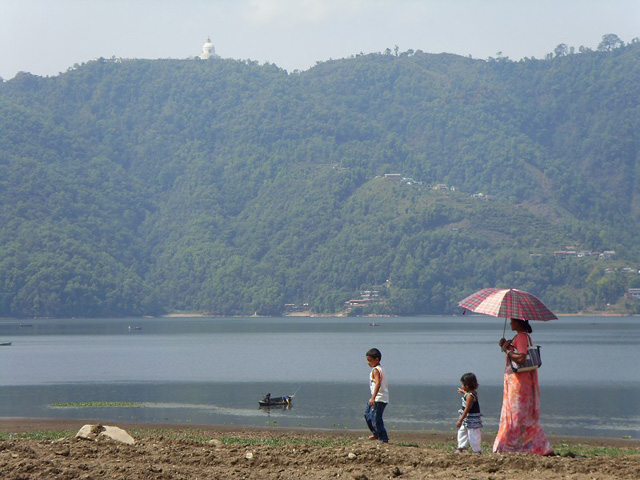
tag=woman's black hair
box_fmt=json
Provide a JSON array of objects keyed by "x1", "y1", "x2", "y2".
[
  {"x1": 511, "y1": 318, "x2": 533, "y2": 333},
  {"x1": 460, "y1": 372, "x2": 478, "y2": 390}
]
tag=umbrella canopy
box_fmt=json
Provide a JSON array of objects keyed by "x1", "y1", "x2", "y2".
[{"x1": 458, "y1": 288, "x2": 558, "y2": 321}]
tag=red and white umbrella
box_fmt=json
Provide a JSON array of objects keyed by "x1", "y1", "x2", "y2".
[
  {"x1": 458, "y1": 287, "x2": 557, "y2": 321},
  {"x1": 458, "y1": 287, "x2": 557, "y2": 335}
]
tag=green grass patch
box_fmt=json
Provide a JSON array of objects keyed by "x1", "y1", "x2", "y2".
[
  {"x1": 430, "y1": 440, "x2": 640, "y2": 457},
  {"x1": 0, "y1": 430, "x2": 75, "y2": 441},
  {"x1": 553, "y1": 443, "x2": 640, "y2": 457},
  {"x1": 428, "y1": 441, "x2": 459, "y2": 452},
  {"x1": 219, "y1": 437, "x2": 287, "y2": 446},
  {"x1": 395, "y1": 441, "x2": 420, "y2": 447},
  {"x1": 51, "y1": 401, "x2": 140, "y2": 408},
  {"x1": 129, "y1": 428, "x2": 350, "y2": 447},
  {"x1": 206, "y1": 436, "x2": 350, "y2": 447}
]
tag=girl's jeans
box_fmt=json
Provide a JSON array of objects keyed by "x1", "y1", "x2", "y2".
[{"x1": 365, "y1": 402, "x2": 388, "y2": 443}]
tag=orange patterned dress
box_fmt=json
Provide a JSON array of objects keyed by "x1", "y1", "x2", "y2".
[{"x1": 493, "y1": 332, "x2": 553, "y2": 455}]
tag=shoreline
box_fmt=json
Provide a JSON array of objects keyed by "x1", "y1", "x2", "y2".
[{"x1": 1, "y1": 417, "x2": 637, "y2": 448}]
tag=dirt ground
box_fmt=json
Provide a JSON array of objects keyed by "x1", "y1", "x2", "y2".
[{"x1": 1, "y1": 419, "x2": 639, "y2": 479}]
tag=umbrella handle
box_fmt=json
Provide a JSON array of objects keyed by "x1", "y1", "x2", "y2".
[{"x1": 503, "y1": 317, "x2": 507, "y2": 338}]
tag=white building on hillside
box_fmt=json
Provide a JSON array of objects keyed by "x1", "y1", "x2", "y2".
[{"x1": 199, "y1": 37, "x2": 220, "y2": 60}]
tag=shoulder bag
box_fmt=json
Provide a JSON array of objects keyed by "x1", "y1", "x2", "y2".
[{"x1": 510, "y1": 333, "x2": 542, "y2": 372}]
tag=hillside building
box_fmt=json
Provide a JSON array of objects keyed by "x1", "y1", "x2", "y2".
[
  {"x1": 199, "y1": 37, "x2": 220, "y2": 60},
  {"x1": 627, "y1": 288, "x2": 640, "y2": 299}
]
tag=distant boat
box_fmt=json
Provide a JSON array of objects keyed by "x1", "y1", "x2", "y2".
[
  {"x1": 19, "y1": 324, "x2": 33, "y2": 327},
  {"x1": 369, "y1": 322, "x2": 380, "y2": 327},
  {"x1": 259, "y1": 394, "x2": 293, "y2": 408},
  {"x1": 128, "y1": 326, "x2": 142, "y2": 331},
  {"x1": 0, "y1": 342, "x2": 12, "y2": 346}
]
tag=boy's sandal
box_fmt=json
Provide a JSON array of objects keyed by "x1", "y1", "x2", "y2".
[{"x1": 368, "y1": 434, "x2": 378, "y2": 440}]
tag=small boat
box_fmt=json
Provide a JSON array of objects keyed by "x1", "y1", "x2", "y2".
[
  {"x1": 0, "y1": 342, "x2": 12, "y2": 346},
  {"x1": 19, "y1": 324, "x2": 33, "y2": 327},
  {"x1": 259, "y1": 394, "x2": 293, "y2": 407},
  {"x1": 369, "y1": 322, "x2": 380, "y2": 327}
]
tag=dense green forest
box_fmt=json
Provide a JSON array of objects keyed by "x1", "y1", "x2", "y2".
[{"x1": 1, "y1": 35, "x2": 639, "y2": 317}]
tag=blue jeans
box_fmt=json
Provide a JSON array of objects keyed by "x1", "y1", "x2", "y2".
[{"x1": 365, "y1": 402, "x2": 388, "y2": 443}]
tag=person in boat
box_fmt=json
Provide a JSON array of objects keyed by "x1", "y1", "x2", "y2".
[{"x1": 263, "y1": 393, "x2": 271, "y2": 403}]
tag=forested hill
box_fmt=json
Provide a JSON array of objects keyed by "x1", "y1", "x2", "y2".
[{"x1": 1, "y1": 40, "x2": 639, "y2": 317}]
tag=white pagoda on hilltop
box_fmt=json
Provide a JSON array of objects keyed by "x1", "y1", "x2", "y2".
[{"x1": 199, "y1": 37, "x2": 220, "y2": 60}]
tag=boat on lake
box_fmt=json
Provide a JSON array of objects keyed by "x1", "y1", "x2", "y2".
[
  {"x1": 0, "y1": 342, "x2": 12, "y2": 346},
  {"x1": 259, "y1": 394, "x2": 293, "y2": 407}
]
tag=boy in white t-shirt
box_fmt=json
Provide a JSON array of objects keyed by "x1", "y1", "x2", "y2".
[{"x1": 364, "y1": 347, "x2": 389, "y2": 443}]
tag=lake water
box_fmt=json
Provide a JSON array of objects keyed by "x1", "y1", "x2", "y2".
[{"x1": 0, "y1": 315, "x2": 638, "y2": 439}]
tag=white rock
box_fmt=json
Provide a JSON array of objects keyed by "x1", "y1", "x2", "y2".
[
  {"x1": 101, "y1": 425, "x2": 135, "y2": 445},
  {"x1": 76, "y1": 424, "x2": 97, "y2": 440},
  {"x1": 75, "y1": 424, "x2": 135, "y2": 445}
]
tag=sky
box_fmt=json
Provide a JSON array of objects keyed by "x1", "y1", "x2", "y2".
[{"x1": 1, "y1": 0, "x2": 638, "y2": 80}]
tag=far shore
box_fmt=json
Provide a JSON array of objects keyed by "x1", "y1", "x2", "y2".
[
  {"x1": 160, "y1": 312, "x2": 637, "y2": 318},
  {"x1": 1, "y1": 312, "x2": 636, "y2": 321}
]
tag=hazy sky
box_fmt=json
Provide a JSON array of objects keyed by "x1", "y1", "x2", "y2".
[{"x1": 1, "y1": 0, "x2": 638, "y2": 80}]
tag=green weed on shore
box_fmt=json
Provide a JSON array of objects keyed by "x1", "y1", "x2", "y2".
[
  {"x1": 552, "y1": 443, "x2": 640, "y2": 457},
  {"x1": 0, "y1": 430, "x2": 74, "y2": 441},
  {"x1": 129, "y1": 428, "x2": 352, "y2": 448}
]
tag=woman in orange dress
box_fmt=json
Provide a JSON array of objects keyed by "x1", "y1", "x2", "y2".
[{"x1": 494, "y1": 318, "x2": 553, "y2": 455}]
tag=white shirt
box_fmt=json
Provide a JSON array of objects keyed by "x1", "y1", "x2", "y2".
[{"x1": 370, "y1": 365, "x2": 389, "y2": 403}]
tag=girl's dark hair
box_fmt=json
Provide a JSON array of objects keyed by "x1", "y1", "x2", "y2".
[
  {"x1": 366, "y1": 348, "x2": 382, "y2": 360},
  {"x1": 460, "y1": 372, "x2": 479, "y2": 390},
  {"x1": 511, "y1": 318, "x2": 533, "y2": 333}
]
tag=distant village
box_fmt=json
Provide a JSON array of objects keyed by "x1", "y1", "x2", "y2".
[
  {"x1": 284, "y1": 288, "x2": 386, "y2": 316},
  {"x1": 381, "y1": 173, "x2": 489, "y2": 200},
  {"x1": 285, "y1": 171, "x2": 640, "y2": 315},
  {"x1": 549, "y1": 248, "x2": 640, "y2": 302},
  {"x1": 549, "y1": 249, "x2": 617, "y2": 260}
]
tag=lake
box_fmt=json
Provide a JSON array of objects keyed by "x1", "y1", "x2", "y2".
[{"x1": 0, "y1": 315, "x2": 638, "y2": 439}]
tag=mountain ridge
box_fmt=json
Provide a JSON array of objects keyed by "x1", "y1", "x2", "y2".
[{"x1": 1, "y1": 42, "x2": 639, "y2": 317}]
